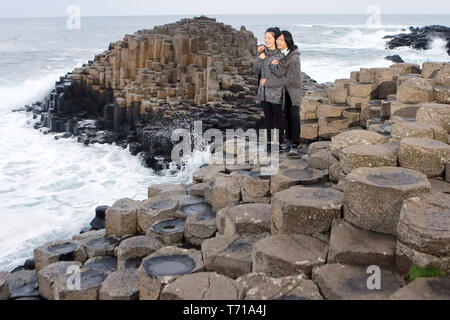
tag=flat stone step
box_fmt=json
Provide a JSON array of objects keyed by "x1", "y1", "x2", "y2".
[
  {"x1": 202, "y1": 233, "x2": 267, "y2": 279},
  {"x1": 253, "y1": 234, "x2": 328, "y2": 278},
  {"x1": 312, "y1": 264, "x2": 404, "y2": 300},
  {"x1": 389, "y1": 277, "x2": 450, "y2": 300},
  {"x1": 272, "y1": 186, "x2": 344, "y2": 235},
  {"x1": 340, "y1": 143, "x2": 399, "y2": 174},
  {"x1": 328, "y1": 219, "x2": 396, "y2": 267},
  {"x1": 344, "y1": 166, "x2": 431, "y2": 235},
  {"x1": 399, "y1": 138, "x2": 450, "y2": 178},
  {"x1": 396, "y1": 192, "x2": 450, "y2": 273}
]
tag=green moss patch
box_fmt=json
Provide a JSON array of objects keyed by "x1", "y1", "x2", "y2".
[{"x1": 407, "y1": 264, "x2": 447, "y2": 282}]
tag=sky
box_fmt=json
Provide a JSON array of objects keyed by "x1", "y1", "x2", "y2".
[{"x1": 1, "y1": 0, "x2": 450, "y2": 18}]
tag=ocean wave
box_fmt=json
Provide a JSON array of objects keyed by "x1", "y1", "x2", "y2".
[{"x1": 296, "y1": 23, "x2": 413, "y2": 29}]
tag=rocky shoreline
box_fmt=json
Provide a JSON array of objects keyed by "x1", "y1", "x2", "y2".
[
  {"x1": 1, "y1": 53, "x2": 449, "y2": 300},
  {"x1": 384, "y1": 25, "x2": 450, "y2": 56},
  {"x1": 16, "y1": 16, "x2": 326, "y2": 171}
]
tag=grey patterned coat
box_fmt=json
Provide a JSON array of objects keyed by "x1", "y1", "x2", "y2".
[
  {"x1": 266, "y1": 48, "x2": 303, "y2": 107},
  {"x1": 253, "y1": 48, "x2": 285, "y2": 104}
]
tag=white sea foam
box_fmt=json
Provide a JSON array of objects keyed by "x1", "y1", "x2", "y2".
[{"x1": 0, "y1": 74, "x2": 208, "y2": 271}]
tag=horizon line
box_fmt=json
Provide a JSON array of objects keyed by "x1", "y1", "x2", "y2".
[{"x1": 1, "y1": 13, "x2": 450, "y2": 19}]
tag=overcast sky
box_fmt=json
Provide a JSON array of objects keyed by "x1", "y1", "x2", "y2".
[{"x1": 1, "y1": 0, "x2": 449, "y2": 18}]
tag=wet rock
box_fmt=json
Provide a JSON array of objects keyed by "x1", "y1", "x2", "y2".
[
  {"x1": 344, "y1": 167, "x2": 431, "y2": 235},
  {"x1": 340, "y1": 144, "x2": 398, "y2": 174},
  {"x1": 138, "y1": 246, "x2": 203, "y2": 300},
  {"x1": 385, "y1": 25, "x2": 450, "y2": 56},
  {"x1": 6, "y1": 270, "x2": 39, "y2": 299},
  {"x1": 160, "y1": 272, "x2": 243, "y2": 300},
  {"x1": 37, "y1": 261, "x2": 82, "y2": 300},
  {"x1": 398, "y1": 138, "x2": 450, "y2": 178},
  {"x1": 99, "y1": 269, "x2": 139, "y2": 300},
  {"x1": 221, "y1": 204, "x2": 272, "y2": 236},
  {"x1": 147, "y1": 218, "x2": 186, "y2": 245},
  {"x1": 137, "y1": 199, "x2": 178, "y2": 233},
  {"x1": 106, "y1": 198, "x2": 141, "y2": 237},
  {"x1": 312, "y1": 264, "x2": 404, "y2": 300},
  {"x1": 396, "y1": 192, "x2": 450, "y2": 272},
  {"x1": 252, "y1": 234, "x2": 328, "y2": 278},
  {"x1": 385, "y1": 55, "x2": 404, "y2": 63},
  {"x1": 82, "y1": 236, "x2": 120, "y2": 258},
  {"x1": 202, "y1": 233, "x2": 267, "y2": 279},
  {"x1": 328, "y1": 219, "x2": 396, "y2": 267},
  {"x1": 272, "y1": 186, "x2": 344, "y2": 235},
  {"x1": 244, "y1": 275, "x2": 322, "y2": 300},
  {"x1": 33, "y1": 240, "x2": 87, "y2": 272},
  {"x1": 90, "y1": 205, "x2": 108, "y2": 230},
  {"x1": 117, "y1": 236, "x2": 163, "y2": 271},
  {"x1": 0, "y1": 272, "x2": 10, "y2": 300},
  {"x1": 83, "y1": 256, "x2": 117, "y2": 273},
  {"x1": 390, "y1": 276, "x2": 450, "y2": 300},
  {"x1": 176, "y1": 202, "x2": 213, "y2": 219},
  {"x1": 330, "y1": 130, "x2": 388, "y2": 159},
  {"x1": 54, "y1": 268, "x2": 107, "y2": 300}
]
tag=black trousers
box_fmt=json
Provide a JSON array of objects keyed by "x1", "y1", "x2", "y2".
[
  {"x1": 285, "y1": 90, "x2": 301, "y2": 145},
  {"x1": 261, "y1": 101, "x2": 286, "y2": 144}
]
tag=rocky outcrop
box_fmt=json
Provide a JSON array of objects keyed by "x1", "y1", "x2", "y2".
[
  {"x1": 21, "y1": 16, "x2": 324, "y2": 171},
  {"x1": 384, "y1": 25, "x2": 450, "y2": 56}
]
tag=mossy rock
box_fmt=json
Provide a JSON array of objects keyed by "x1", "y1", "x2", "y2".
[{"x1": 407, "y1": 264, "x2": 447, "y2": 282}]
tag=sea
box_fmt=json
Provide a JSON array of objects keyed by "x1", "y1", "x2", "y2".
[{"x1": 0, "y1": 14, "x2": 449, "y2": 271}]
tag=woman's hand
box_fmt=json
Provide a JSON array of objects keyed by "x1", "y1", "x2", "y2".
[
  {"x1": 257, "y1": 45, "x2": 266, "y2": 53},
  {"x1": 260, "y1": 79, "x2": 266, "y2": 86},
  {"x1": 259, "y1": 52, "x2": 266, "y2": 60},
  {"x1": 272, "y1": 60, "x2": 279, "y2": 65}
]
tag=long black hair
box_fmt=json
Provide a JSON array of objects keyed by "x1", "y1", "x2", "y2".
[
  {"x1": 281, "y1": 30, "x2": 297, "y2": 51},
  {"x1": 265, "y1": 27, "x2": 281, "y2": 40}
]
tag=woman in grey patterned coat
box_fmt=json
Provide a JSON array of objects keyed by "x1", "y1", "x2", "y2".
[{"x1": 253, "y1": 27, "x2": 286, "y2": 146}]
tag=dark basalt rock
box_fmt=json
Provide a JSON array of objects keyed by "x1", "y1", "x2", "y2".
[
  {"x1": 84, "y1": 256, "x2": 117, "y2": 273},
  {"x1": 385, "y1": 55, "x2": 404, "y2": 63},
  {"x1": 367, "y1": 172, "x2": 421, "y2": 186},
  {"x1": 142, "y1": 254, "x2": 196, "y2": 277},
  {"x1": 6, "y1": 270, "x2": 40, "y2": 299},
  {"x1": 90, "y1": 205, "x2": 108, "y2": 230},
  {"x1": 178, "y1": 203, "x2": 214, "y2": 219},
  {"x1": 152, "y1": 219, "x2": 186, "y2": 234},
  {"x1": 385, "y1": 25, "x2": 450, "y2": 56},
  {"x1": 47, "y1": 242, "x2": 77, "y2": 261}
]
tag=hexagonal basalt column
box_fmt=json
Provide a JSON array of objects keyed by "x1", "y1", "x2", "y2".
[
  {"x1": 137, "y1": 199, "x2": 178, "y2": 233},
  {"x1": 272, "y1": 186, "x2": 344, "y2": 235},
  {"x1": 34, "y1": 240, "x2": 88, "y2": 272},
  {"x1": 147, "y1": 218, "x2": 186, "y2": 245},
  {"x1": 138, "y1": 247, "x2": 203, "y2": 300},
  {"x1": 106, "y1": 198, "x2": 141, "y2": 237},
  {"x1": 398, "y1": 138, "x2": 450, "y2": 178},
  {"x1": 312, "y1": 264, "x2": 404, "y2": 300},
  {"x1": 252, "y1": 234, "x2": 328, "y2": 278},
  {"x1": 344, "y1": 167, "x2": 431, "y2": 235},
  {"x1": 202, "y1": 233, "x2": 266, "y2": 279},
  {"x1": 221, "y1": 203, "x2": 272, "y2": 236},
  {"x1": 396, "y1": 192, "x2": 450, "y2": 273},
  {"x1": 117, "y1": 236, "x2": 163, "y2": 270}
]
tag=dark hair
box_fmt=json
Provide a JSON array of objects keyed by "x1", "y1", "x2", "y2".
[
  {"x1": 280, "y1": 30, "x2": 297, "y2": 51},
  {"x1": 265, "y1": 27, "x2": 281, "y2": 40}
]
